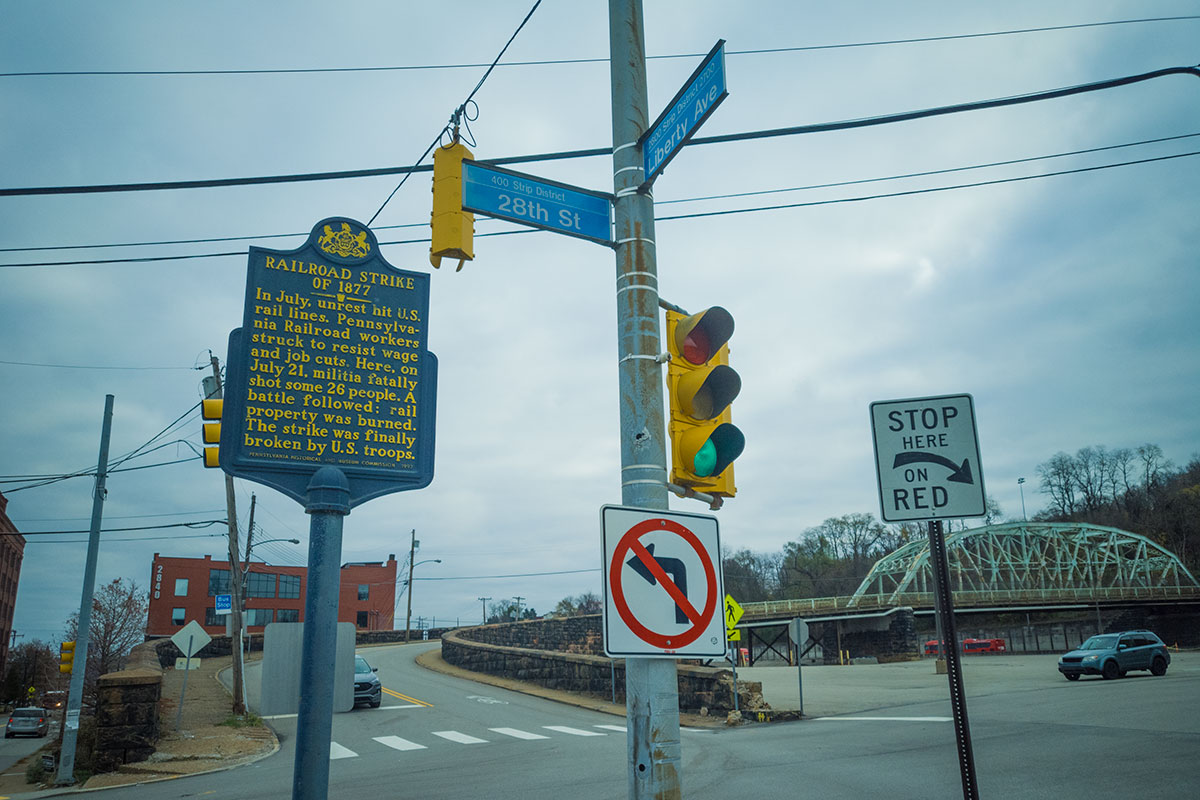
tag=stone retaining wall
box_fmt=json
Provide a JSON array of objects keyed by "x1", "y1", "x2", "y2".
[
  {"x1": 442, "y1": 616, "x2": 765, "y2": 714},
  {"x1": 92, "y1": 638, "x2": 170, "y2": 771}
]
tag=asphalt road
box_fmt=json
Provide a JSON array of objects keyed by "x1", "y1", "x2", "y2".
[{"x1": 87, "y1": 644, "x2": 1200, "y2": 799}]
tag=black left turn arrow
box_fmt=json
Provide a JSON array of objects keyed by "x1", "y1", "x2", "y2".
[{"x1": 627, "y1": 543, "x2": 690, "y2": 624}]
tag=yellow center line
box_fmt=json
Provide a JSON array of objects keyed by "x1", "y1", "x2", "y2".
[{"x1": 383, "y1": 687, "x2": 433, "y2": 707}]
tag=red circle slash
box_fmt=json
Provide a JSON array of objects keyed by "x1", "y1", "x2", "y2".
[{"x1": 609, "y1": 517, "x2": 717, "y2": 650}]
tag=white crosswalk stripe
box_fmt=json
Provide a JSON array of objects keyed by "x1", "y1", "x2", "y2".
[
  {"x1": 490, "y1": 727, "x2": 550, "y2": 740},
  {"x1": 543, "y1": 725, "x2": 606, "y2": 737},
  {"x1": 373, "y1": 735, "x2": 428, "y2": 751},
  {"x1": 594, "y1": 724, "x2": 627, "y2": 732},
  {"x1": 432, "y1": 730, "x2": 489, "y2": 744},
  {"x1": 329, "y1": 742, "x2": 358, "y2": 759}
]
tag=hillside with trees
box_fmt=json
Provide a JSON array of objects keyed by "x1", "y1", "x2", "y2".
[{"x1": 720, "y1": 443, "x2": 1199, "y2": 604}]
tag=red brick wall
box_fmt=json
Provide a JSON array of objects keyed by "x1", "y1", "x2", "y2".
[
  {"x1": 148, "y1": 554, "x2": 396, "y2": 636},
  {"x1": 0, "y1": 492, "x2": 26, "y2": 677}
]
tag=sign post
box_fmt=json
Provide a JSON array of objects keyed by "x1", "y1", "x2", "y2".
[
  {"x1": 871, "y1": 393, "x2": 984, "y2": 800},
  {"x1": 218, "y1": 217, "x2": 438, "y2": 800}
]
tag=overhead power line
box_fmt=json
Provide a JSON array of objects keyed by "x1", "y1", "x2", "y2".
[
  {"x1": 3, "y1": 63, "x2": 1195, "y2": 200},
  {"x1": 3, "y1": 148, "x2": 1196, "y2": 270},
  {"x1": 1, "y1": 16, "x2": 1194, "y2": 77}
]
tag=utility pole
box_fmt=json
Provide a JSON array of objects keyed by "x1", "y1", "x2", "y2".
[
  {"x1": 512, "y1": 596, "x2": 524, "y2": 621},
  {"x1": 478, "y1": 597, "x2": 491, "y2": 625},
  {"x1": 207, "y1": 355, "x2": 245, "y2": 715},
  {"x1": 609, "y1": 2, "x2": 681, "y2": 798},
  {"x1": 56, "y1": 394, "x2": 113, "y2": 785},
  {"x1": 404, "y1": 530, "x2": 417, "y2": 642},
  {"x1": 239, "y1": 493, "x2": 257, "y2": 712}
]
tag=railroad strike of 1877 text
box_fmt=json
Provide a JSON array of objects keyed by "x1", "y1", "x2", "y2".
[{"x1": 240, "y1": 257, "x2": 427, "y2": 468}]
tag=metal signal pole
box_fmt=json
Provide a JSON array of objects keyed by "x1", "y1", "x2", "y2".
[
  {"x1": 609, "y1": 1, "x2": 682, "y2": 797},
  {"x1": 56, "y1": 394, "x2": 113, "y2": 785}
]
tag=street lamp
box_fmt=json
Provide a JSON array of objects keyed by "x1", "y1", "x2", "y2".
[
  {"x1": 404, "y1": 558, "x2": 441, "y2": 642},
  {"x1": 237, "y1": 534, "x2": 300, "y2": 711},
  {"x1": 1017, "y1": 477, "x2": 1027, "y2": 521}
]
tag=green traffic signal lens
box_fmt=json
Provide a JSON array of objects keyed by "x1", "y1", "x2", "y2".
[{"x1": 692, "y1": 439, "x2": 718, "y2": 477}]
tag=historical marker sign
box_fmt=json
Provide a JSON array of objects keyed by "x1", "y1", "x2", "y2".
[
  {"x1": 462, "y1": 161, "x2": 612, "y2": 246},
  {"x1": 220, "y1": 217, "x2": 437, "y2": 507},
  {"x1": 640, "y1": 39, "x2": 728, "y2": 185},
  {"x1": 870, "y1": 393, "x2": 986, "y2": 522},
  {"x1": 600, "y1": 505, "x2": 725, "y2": 658}
]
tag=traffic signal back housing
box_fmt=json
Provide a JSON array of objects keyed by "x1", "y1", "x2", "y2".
[
  {"x1": 429, "y1": 141, "x2": 475, "y2": 271},
  {"x1": 201, "y1": 398, "x2": 222, "y2": 468},
  {"x1": 666, "y1": 307, "x2": 744, "y2": 497},
  {"x1": 59, "y1": 641, "x2": 75, "y2": 674}
]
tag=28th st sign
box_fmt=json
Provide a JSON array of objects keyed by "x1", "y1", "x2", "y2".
[{"x1": 870, "y1": 394, "x2": 987, "y2": 522}]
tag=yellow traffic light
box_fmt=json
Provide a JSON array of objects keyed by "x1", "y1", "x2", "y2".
[
  {"x1": 429, "y1": 141, "x2": 475, "y2": 271},
  {"x1": 59, "y1": 641, "x2": 75, "y2": 674},
  {"x1": 201, "y1": 398, "x2": 223, "y2": 468},
  {"x1": 666, "y1": 307, "x2": 744, "y2": 497}
]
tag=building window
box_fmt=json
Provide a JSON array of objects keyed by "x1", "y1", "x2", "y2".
[
  {"x1": 172, "y1": 608, "x2": 186, "y2": 626},
  {"x1": 208, "y1": 569, "x2": 231, "y2": 596},
  {"x1": 246, "y1": 572, "x2": 277, "y2": 598},
  {"x1": 278, "y1": 575, "x2": 300, "y2": 599},
  {"x1": 358, "y1": 584, "x2": 369, "y2": 601},
  {"x1": 356, "y1": 611, "x2": 368, "y2": 628},
  {"x1": 276, "y1": 608, "x2": 299, "y2": 623},
  {"x1": 204, "y1": 607, "x2": 220, "y2": 626},
  {"x1": 245, "y1": 608, "x2": 273, "y2": 626},
  {"x1": 174, "y1": 578, "x2": 189, "y2": 596}
]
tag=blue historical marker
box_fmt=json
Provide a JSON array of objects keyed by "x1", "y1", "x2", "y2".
[
  {"x1": 219, "y1": 217, "x2": 437, "y2": 508},
  {"x1": 641, "y1": 40, "x2": 728, "y2": 184},
  {"x1": 462, "y1": 161, "x2": 612, "y2": 246}
]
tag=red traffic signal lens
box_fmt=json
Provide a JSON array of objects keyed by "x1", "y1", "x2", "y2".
[{"x1": 682, "y1": 327, "x2": 711, "y2": 365}]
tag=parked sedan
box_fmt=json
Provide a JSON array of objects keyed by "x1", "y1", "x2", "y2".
[
  {"x1": 5, "y1": 707, "x2": 49, "y2": 738},
  {"x1": 1058, "y1": 630, "x2": 1171, "y2": 681}
]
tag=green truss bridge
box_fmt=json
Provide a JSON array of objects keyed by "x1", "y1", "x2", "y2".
[{"x1": 741, "y1": 522, "x2": 1200, "y2": 621}]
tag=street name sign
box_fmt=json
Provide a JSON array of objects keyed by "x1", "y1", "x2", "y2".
[
  {"x1": 219, "y1": 217, "x2": 438, "y2": 508},
  {"x1": 462, "y1": 161, "x2": 612, "y2": 246},
  {"x1": 600, "y1": 505, "x2": 725, "y2": 658},
  {"x1": 214, "y1": 593, "x2": 232, "y2": 615},
  {"x1": 870, "y1": 393, "x2": 986, "y2": 522},
  {"x1": 640, "y1": 40, "x2": 728, "y2": 185}
]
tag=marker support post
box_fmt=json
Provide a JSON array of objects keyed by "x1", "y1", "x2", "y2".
[{"x1": 291, "y1": 467, "x2": 350, "y2": 800}]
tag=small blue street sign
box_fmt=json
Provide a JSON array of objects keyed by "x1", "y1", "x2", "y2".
[
  {"x1": 462, "y1": 161, "x2": 612, "y2": 246},
  {"x1": 215, "y1": 594, "x2": 232, "y2": 615},
  {"x1": 641, "y1": 40, "x2": 728, "y2": 185}
]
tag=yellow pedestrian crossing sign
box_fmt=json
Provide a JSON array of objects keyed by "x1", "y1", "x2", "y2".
[{"x1": 725, "y1": 594, "x2": 743, "y2": 640}]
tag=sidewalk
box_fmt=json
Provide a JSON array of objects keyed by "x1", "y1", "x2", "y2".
[{"x1": 0, "y1": 655, "x2": 276, "y2": 797}]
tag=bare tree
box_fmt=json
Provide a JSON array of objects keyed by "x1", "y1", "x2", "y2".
[
  {"x1": 1037, "y1": 451, "x2": 1078, "y2": 517},
  {"x1": 63, "y1": 577, "x2": 149, "y2": 700}
]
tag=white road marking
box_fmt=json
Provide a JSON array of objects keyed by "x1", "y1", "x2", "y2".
[
  {"x1": 432, "y1": 730, "x2": 489, "y2": 744},
  {"x1": 594, "y1": 724, "x2": 627, "y2": 732},
  {"x1": 329, "y1": 742, "x2": 358, "y2": 759},
  {"x1": 373, "y1": 735, "x2": 428, "y2": 751},
  {"x1": 490, "y1": 727, "x2": 550, "y2": 740},
  {"x1": 543, "y1": 725, "x2": 606, "y2": 737},
  {"x1": 816, "y1": 716, "x2": 953, "y2": 722}
]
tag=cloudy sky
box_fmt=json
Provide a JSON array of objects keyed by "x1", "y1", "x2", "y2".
[{"x1": 3, "y1": 2, "x2": 1198, "y2": 642}]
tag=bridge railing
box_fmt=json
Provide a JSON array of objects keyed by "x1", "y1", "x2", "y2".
[{"x1": 742, "y1": 584, "x2": 1200, "y2": 620}]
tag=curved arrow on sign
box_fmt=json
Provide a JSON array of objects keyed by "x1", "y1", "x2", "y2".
[
  {"x1": 627, "y1": 543, "x2": 690, "y2": 624},
  {"x1": 893, "y1": 451, "x2": 974, "y2": 484}
]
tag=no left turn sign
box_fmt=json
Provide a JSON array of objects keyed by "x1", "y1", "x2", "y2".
[{"x1": 600, "y1": 505, "x2": 726, "y2": 658}]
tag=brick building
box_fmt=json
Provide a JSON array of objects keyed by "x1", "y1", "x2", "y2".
[
  {"x1": 0, "y1": 492, "x2": 26, "y2": 677},
  {"x1": 147, "y1": 553, "x2": 397, "y2": 637}
]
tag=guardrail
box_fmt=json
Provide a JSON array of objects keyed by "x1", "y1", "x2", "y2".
[{"x1": 742, "y1": 585, "x2": 1200, "y2": 620}]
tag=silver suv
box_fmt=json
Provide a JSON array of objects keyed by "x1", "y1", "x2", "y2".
[
  {"x1": 1058, "y1": 630, "x2": 1171, "y2": 681},
  {"x1": 5, "y1": 707, "x2": 49, "y2": 738}
]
